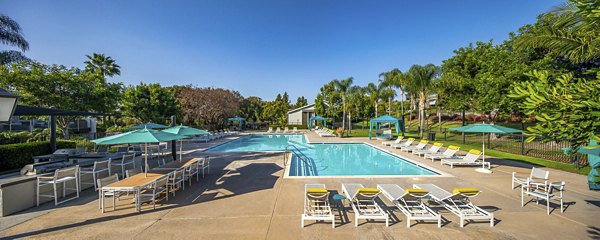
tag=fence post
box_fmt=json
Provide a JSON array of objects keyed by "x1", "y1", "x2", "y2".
[{"x1": 520, "y1": 134, "x2": 525, "y2": 155}]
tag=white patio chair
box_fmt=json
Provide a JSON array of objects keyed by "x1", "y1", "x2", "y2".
[
  {"x1": 111, "y1": 154, "x2": 136, "y2": 179},
  {"x1": 167, "y1": 168, "x2": 186, "y2": 196},
  {"x1": 139, "y1": 176, "x2": 170, "y2": 210},
  {"x1": 512, "y1": 167, "x2": 550, "y2": 189},
  {"x1": 97, "y1": 174, "x2": 124, "y2": 210},
  {"x1": 200, "y1": 156, "x2": 210, "y2": 177},
  {"x1": 521, "y1": 180, "x2": 565, "y2": 215},
  {"x1": 79, "y1": 159, "x2": 111, "y2": 190},
  {"x1": 185, "y1": 160, "x2": 200, "y2": 186},
  {"x1": 37, "y1": 166, "x2": 80, "y2": 206}
]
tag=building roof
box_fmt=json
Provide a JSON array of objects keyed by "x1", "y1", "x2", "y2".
[{"x1": 286, "y1": 103, "x2": 328, "y2": 114}]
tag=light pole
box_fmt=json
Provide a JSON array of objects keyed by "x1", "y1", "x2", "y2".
[{"x1": 0, "y1": 88, "x2": 20, "y2": 123}]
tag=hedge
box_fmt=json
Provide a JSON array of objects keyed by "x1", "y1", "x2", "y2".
[{"x1": 0, "y1": 141, "x2": 77, "y2": 173}]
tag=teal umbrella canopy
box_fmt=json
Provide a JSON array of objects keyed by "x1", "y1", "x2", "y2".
[
  {"x1": 227, "y1": 116, "x2": 245, "y2": 121},
  {"x1": 131, "y1": 123, "x2": 169, "y2": 129},
  {"x1": 162, "y1": 125, "x2": 209, "y2": 136},
  {"x1": 449, "y1": 124, "x2": 523, "y2": 134},
  {"x1": 92, "y1": 128, "x2": 188, "y2": 145},
  {"x1": 309, "y1": 116, "x2": 327, "y2": 121}
]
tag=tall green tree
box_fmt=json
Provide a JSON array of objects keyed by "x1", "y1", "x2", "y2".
[
  {"x1": 0, "y1": 14, "x2": 29, "y2": 65},
  {"x1": 121, "y1": 83, "x2": 179, "y2": 123},
  {"x1": 240, "y1": 96, "x2": 264, "y2": 122},
  {"x1": 366, "y1": 82, "x2": 384, "y2": 117},
  {"x1": 294, "y1": 96, "x2": 308, "y2": 108},
  {"x1": 84, "y1": 53, "x2": 121, "y2": 78},
  {"x1": 333, "y1": 77, "x2": 353, "y2": 131},
  {"x1": 407, "y1": 64, "x2": 439, "y2": 138}
]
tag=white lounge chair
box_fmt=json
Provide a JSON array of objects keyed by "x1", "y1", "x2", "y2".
[
  {"x1": 292, "y1": 127, "x2": 298, "y2": 133},
  {"x1": 377, "y1": 184, "x2": 441, "y2": 227},
  {"x1": 425, "y1": 146, "x2": 460, "y2": 161},
  {"x1": 392, "y1": 138, "x2": 414, "y2": 149},
  {"x1": 267, "y1": 127, "x2": 273, "y2": 133},
  {"x1": 413, "y1": 143, "x2": 443, "y2": 156},
  {"x1": 283, "y1": 127, "x2": 289, "y2": 133},
  {"x1": 275, "y1": 127, "x2": 282, "y2": 133},
  {"x1": 341, "y1": 183, "x2": 389, "y2": 227},
  {"x1": 521, "y1": 180, "x2": 565, "y2": 215},
  {"x1": 401, "y1": 140, "x2": 428, "y2": 153},
  {"x1": 382, "y1": 137, "x2": 403, "y2": 146},
  {"x1": 512, "y1": 167, "x2": 550, "y2": 189},
  {"x1": 414, "y1": 184, "x2": 494, "y2": 227},
  {"x1": 301, "y1": 184, "x2": 335, "y2": 228},
  {"x1": 441, "y1": 150, "x2": 490, "y2": 169}
]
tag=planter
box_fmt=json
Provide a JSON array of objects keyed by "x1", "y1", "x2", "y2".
[{"x1": 337, "y1": 133, "x2": 342, "y2": 138}]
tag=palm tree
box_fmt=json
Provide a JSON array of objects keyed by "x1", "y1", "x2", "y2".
[
  {"x1": 333, "y1": 77, "x2": 353, "y2": 132},
  {"x1": 84, "y1": 53, "x2": 121, "y2": 78},
  {"x1": 408, "y1": 64, "x2": 440, "y2": 138},
  {"x1": 366, "y1": 82, "x2": 384, "y2": 117},
  {"x1": 0, "y1": 14, "x2": 29, "y2": 65},
  {"x1": 514, "y1": 0, "x2": 599, "y2": 63}
]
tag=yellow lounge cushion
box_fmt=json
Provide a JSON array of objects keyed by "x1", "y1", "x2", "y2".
[
  {"x1": 468, "y1": 149, "x2": 482, "y2": 155},
  {"x1": 433, "y1": 143, "x2": 443, "y2": 147},
  {"x1": 357, "y1": 188, "x2": 380, "y2": 195},
  {"x1": 404, "y1": 188, "x2": 429, "y2": 196},
  {"x1": 306, "y1": 188, "x2": 328, "y2": 194},
  {"x1": 452, "y1": 188, "x2": 480, "y2": 195},
  {"x1": 448, "y1": 146, "x2": 460, "y2": 150},
  {"x1": 407, "y1": 138, "x2": 415, "y2": 141}
]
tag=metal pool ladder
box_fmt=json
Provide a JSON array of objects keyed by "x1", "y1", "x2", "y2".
[{"x1": 284, "y1": 144, "x2": 315, "y2": 176}]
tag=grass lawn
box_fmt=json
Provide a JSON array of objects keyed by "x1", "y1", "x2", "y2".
[{"x1": 343, "y1": 120, "x2": 588, "y2": 175}]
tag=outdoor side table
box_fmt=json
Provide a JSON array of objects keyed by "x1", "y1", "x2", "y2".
[{"x1": 332, "y1": 194, "x2": 346, "y2": 209}]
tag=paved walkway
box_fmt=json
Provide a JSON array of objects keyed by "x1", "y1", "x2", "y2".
[{"x1": 1, "y1": 131, "x2": 599, "y2": 239}]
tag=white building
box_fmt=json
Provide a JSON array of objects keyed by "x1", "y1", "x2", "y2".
[{"x1": 287, "y1": 103, "x2": 327, "y2": 126}]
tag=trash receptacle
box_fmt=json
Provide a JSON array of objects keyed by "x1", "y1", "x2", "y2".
[{"x1": 428, "y1": 132, "x2": 436, "y2": 141}]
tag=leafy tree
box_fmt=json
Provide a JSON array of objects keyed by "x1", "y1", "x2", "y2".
[
  {"x1": 509, "y1": 70, "x2": 600, "y2": 153},
  {"x1": 176, "y1": 86, "x2": 241, "y2": 129},
  {"x1": 84, "y1": 53, "x2": 121, "y2": 78},
  {"x1": 121, "y1": 83, "x2": 179, "y2": 123},
  {"x1": 0, "y1": 61, "x2": 122, "y2": 137},
  {"x1": 0, "y1": 14, "x2": 30, "y2": 65},
  {"x1": 314, "y1": 93, "x2": 326, "y2": 116},
  {"x1": 240, "y1": 96, "x2": 264, "y2": 122},
  {"x1": 294, "y1": 96, "x2": 308, "y2": 108},
  {"x1": 514, "y1": 0, "x2": 599, "y2": 63},
  {"x1": 333, "y1": 77, "x2": 353, "y2": 131}
]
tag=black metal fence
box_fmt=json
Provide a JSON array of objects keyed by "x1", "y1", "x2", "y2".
[{"x1": 439, "y1": 129, "x2": 588, "y2": 167}]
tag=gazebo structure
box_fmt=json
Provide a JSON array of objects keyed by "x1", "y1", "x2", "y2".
[
  {"x1": 307, "y1": 116, "x2": 327, "y2": 129},
  {"x1": 368, "y1": 115, "x2": 404, "y2": 140},
  {"x1": 227, "y1": 116, "x2": 246, "y2": 130}
]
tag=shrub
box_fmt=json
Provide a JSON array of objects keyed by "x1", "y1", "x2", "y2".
[{"x1": 0, "y1": 140, "x2": 77, "y2": 172}]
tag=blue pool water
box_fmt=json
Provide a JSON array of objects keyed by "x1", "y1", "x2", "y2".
[{"x1": 205, "y1": 134, "x2": 438, "y2": 177}]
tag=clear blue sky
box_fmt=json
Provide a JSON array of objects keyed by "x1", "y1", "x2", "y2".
[{"x1": 1, "y1": 0, "x2": 561, "y2": 102}]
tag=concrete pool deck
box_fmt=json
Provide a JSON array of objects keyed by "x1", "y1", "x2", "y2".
[{"x1": 1, "y1": 131, "x2": 599, "y2": 239}]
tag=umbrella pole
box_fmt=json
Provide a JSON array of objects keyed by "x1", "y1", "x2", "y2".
[
  {"x1": 179, "y1": 139, "x2": 183, "y2": 162},
  {"x1": 145, "y1": 143, "x2": 148, "y2": 177},
  {"x1": 476, "y1": 132, "x2": 492, "y2": 173}
]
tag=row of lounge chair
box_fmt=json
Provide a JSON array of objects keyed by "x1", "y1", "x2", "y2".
[
  {"x1": 314, "y1": 128, "x2": 335, "y2": 137},
  {"x1": 193, "y1": 130, "x2": 237, "y2": 143},
  {"x1": 302, "y1": 183, "x2": 494, "y2": 228},
  {"x1": 267, "y1": 127, "x2": 299, "y2": 133},
  {"x1": 382, "y1": 137, "x2": 491, "y2": 169}
]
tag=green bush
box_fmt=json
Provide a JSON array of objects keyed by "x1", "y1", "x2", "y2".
[{"x1": 0, "y1": 140, "x2": 77, "y2": 172}]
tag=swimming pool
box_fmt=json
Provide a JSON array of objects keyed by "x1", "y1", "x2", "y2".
[{"x1": 205, "y1": 134, "x2": 439, "y2": 177}]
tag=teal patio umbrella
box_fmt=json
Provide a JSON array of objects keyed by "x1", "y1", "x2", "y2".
[
  {"x1": 162, "y1": 125, "x2": 210, "y2": 161},
  {"x1": 92, "y1": 127, "x2": 188, "y2": 176},
  {"x1": 449, "y1": 123, "x2": 523, "y2": 173},
  {"x1": 131, "y1": 123, "x2": 169, "y2": 129},
  {"x1": 562, "y1": 139, "x2": 600, "y2": 190}
]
